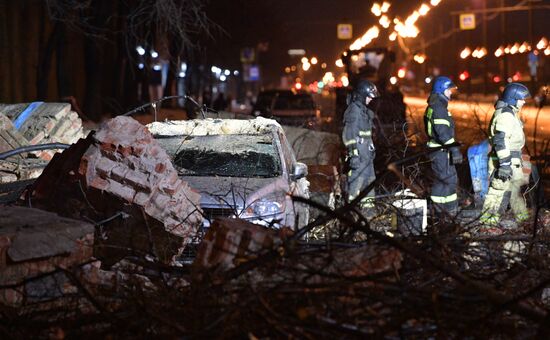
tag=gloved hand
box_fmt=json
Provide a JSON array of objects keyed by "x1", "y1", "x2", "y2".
[
  {"x1": 450, "y1": 147, "x2": 463, "y2": 165},
  {"x1": 349, "y1": 156, "x2": 360, "y2": 169},
  {"x1": 496, "y1": 163, "x2": 513, "y2": 181}
]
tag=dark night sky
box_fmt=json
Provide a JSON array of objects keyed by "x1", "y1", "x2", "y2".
[{"x1": 204, "y1": 0, "x2": 549, "y2": 84}]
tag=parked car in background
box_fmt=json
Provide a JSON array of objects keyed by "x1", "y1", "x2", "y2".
[{"x1": 252, "y1": 90, "x2": 320, "y2": 127}]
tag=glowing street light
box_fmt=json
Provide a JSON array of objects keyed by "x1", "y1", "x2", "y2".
[
  {"x1": 335, "y1": 59, "x2": 344, "y2": 68},
  {"x1": 510, "y1": 43, "x2": 520, "y2": 54},
  {"x1": 389, "y1": 32, "x2": 397, "y2": 41},
  {"x1": 341, "y1": 75, "x2": 350, "y2": 87},
  {"x1": 397, "y1": 67, "x2": 406, "y2": 78},
  {"x1": 301, "y1": 57, "x2": 308, "y2": 64},
  {"x1": 394, "y1": 18, "x2": 419, "y2": 38},
  {"x1": 460, "y1": 47, "x2": 471, "y2": 59},
  {"x1": 302, "y1": 62, "x2": 311, "y2": 71},
  {"x1": 371, "y1": 3, "x2": 382, "y2": 16},
  {"x1": 413, "y1": 53, "x2": 426, "y2": 64},
  {"x1": 504, "y1": 45, "x2": 511, "y2": 54},
  {"x1": 478, "y1": 47, "x2": 487, "y2": 58},
  {"x1": 322, "y1": 72, "x2": 335, "y2": 84},
  {"x1": 310, "y1": 57, "x2": 318, "y2": 65},
  {"x1": 495, "y1": 46, "x2": 504, "y2": 57},
  {"x1": 419, "y1": 4, "x2": 430, "y2": 16},
  {"x1": 379, "y1": 15, "x2": 391, "y2": 28},
  {"x1": 321, "y1": 62, "x2": 327, "y2": 69},
  {"x1": 136, "y1": 46, "x2": 146, "y2": 56},
  {"x1": 349, "y1": 26, "x2": 380, "y2": 50},
  {"x1": 390, "y1": 76, "x2": 398, "y2": 85},
  {"x1": 518, "y1": 42, "x2": 530, "y2": 54},
  {"x1": 405, "y1": 11, "x2": 420, "y2": 26},
  {"x1": 545, "y1": 47, "x2": 550, "y2": 56},
  {"x1": 285, "y1": 67, "x2": 291, "y2": 73},
  {"x1": 536, "y1": 37, "x2": 548, "y2": 50},
  {"x1": 381, "y1": 2, "x2": 391, "y2": 13},
  {"x1": 430, "y1": 0, "x2": 442, "y2": 6}
]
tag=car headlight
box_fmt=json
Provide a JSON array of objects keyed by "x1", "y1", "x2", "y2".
[{"x1": 241, "y1": 196, "x2": 286, "y2": 218}]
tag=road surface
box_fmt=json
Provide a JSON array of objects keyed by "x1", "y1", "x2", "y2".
[{"x1": 404, "y1": 96, "x2": 550, "y2": 161}]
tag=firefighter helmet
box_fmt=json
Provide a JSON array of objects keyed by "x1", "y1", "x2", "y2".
[
  {"x1": 353, "y1": 80, "x2": 380, "y2": 102},
  {"x1": 501, "y1": 82, "x2": 530, "y2": 106},
  {"x1": 431, "y1": 76, "x2": 457, "y2": 95}
]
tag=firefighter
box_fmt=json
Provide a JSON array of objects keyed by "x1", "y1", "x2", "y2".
[
  {"x1": 480, "y1": 83, "x2": 530, "y2": 226},
  {"x1": 424, "y1": 76, "x2": 462, "y2": 215},
  {"x1": 342, "y1": 80, "x2": 380, "y2": 212}
]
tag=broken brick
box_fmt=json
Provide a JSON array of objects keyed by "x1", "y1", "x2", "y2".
[{"x1": 28, "y1": 116, "x2": 203, "y2": 265}]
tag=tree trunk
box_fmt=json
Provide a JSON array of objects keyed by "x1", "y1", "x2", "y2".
[
  {"x1": 56, "y1": 23, "x2": 71, "y2": 98},
  {"x1": 37, "y1": 22, "x2": 61, "y2": 100}
]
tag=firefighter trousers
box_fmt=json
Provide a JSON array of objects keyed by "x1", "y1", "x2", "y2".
[
  {"x1": 347, "y1": 142, "x2": 375, "y2": 208},
  {"x1": 429, "y1": 149, "x2": 458, "y2": 214},
  {"x1": 480, "y1": 159, "x2": 528, "y2": 226}
]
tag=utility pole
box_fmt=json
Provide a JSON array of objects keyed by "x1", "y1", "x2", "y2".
[
  {"x1": 528, "y1": 0, "x2": 535, "y2": 91},
  {"x1": 483, "y1": 0, "x2": 488, "y2": 94},
  {"x1": 500, "y1": 0, "x2": 507, "y2": 80}
]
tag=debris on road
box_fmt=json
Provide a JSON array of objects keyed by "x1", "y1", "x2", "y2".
[
  {"x1": 0, "y1": 206, "x2": 94, "y2": 307},
  {"x1": 27, "y1": 116, "x2": 203, "y2": 265}
]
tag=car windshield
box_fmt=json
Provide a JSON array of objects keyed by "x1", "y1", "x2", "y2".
[
  {"x1": 160, "y1": 134, "x2": 282, "y2": 178},
  {"x1": 274, "y1": 94, "x2": 315, "y2": 110}
]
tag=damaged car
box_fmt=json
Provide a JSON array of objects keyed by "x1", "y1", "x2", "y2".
[{"x1": 147, "y1": 117, "x2": 310, "y2": 230}]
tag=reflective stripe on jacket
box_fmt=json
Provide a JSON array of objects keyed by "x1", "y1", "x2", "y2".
[
  {"x1": 342, "y1": 100, "x2": 374, "y2": 148},
  {"x1": 424, "y1": 93, "x2": 456, "y2": 147},
  {"x1": 488, "y1": 100, "x2": 525, "y2": 163}
]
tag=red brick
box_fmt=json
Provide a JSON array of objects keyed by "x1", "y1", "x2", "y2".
[
  {"x1": 154, "y1": 162, "x2": 166, "y2": 174},
  {"x1": 117, "y1": 145, "x2": 132, "y2": 157},
  {"x1": 95, "y1": 157, "x2": 117, "y2": 177},
  {"x1": 89, "y1": 177, "x2": 110, "y2": 191},
  {"x1": 124, "y1": 170, "x2": 150, "y2": 191},
  {"x1": 133, "y1": 191, "x2": 151, "y2": 206},
  {"x1": 107, "y1": 179, "x2": 136, "y2": 202},
  {"x1": 110, "y1": 165, "x2": 129, "y2": 182}
]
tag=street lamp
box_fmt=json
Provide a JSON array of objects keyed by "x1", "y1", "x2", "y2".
[{"x1": 460, "y1": 47, "x2": 472, "y2": 59}]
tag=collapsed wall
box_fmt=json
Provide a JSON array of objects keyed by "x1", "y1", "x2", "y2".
[
  {"x1": 0, "y1": 102, "x2": 84, "y2": 156},
  {"x1": 0, "y1": 102, "x2": 85, "y2": 184},
  {"x1": 28, "y1": 116, "x2": 203, "y2": 265},
  {"x1": 0, "y1": 206, "x2": 95, "y2": 307},
  {"x1": 194, "y1": 218, "x2": 402, "y2": 284},
  {"x1": 0, "y1": 114, "x2": 49, "y2": 184}
]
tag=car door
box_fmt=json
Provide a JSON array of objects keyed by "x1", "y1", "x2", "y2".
[{"x1": 277, "y1": 130, "x2": 310, "y2": 226}]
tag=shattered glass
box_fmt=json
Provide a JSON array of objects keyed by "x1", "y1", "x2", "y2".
[{"x1": 159, "y1": 134, "x2": 282, "y2": 178}]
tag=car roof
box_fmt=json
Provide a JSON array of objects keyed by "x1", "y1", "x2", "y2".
[{"x1": 146, "y1": 117, "x2": 283, "y2": 137}]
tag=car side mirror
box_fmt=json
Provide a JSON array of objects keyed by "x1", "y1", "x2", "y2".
[{"x1": 291, "y1": 162, "x2": 308, "y2": 181}]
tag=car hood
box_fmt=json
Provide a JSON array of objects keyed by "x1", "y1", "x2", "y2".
[{"x1": 181, "y1": 176, "x2": 289, "y2": 208}]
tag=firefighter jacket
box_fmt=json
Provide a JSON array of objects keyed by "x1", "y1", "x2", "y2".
[
  {"x1": 488, "y1": 100, "x2": 525, "y2": 164},
  {"x1": 342, "y1": 99, "x2": 374, "y2": 154},
  {"x1": 424, "y1": 93, "x2": 456, "y2": 148}
]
